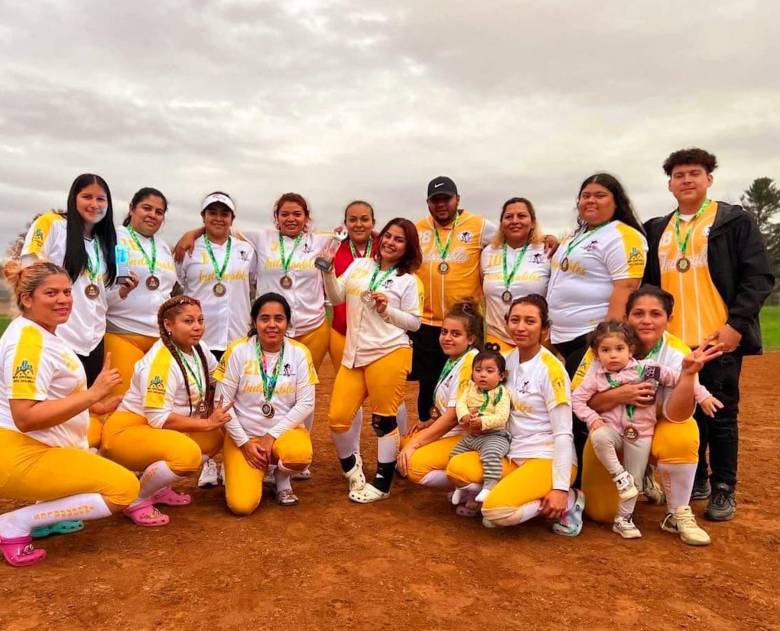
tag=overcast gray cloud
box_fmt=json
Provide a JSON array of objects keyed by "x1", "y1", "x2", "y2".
[{"x1": 1, "y1": 0, "x2": 778, "y2": 249}]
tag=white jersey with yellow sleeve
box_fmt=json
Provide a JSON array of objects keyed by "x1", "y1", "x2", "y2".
[
  {"x1": 572, "y1": 330, "x2": 694, "y2": 417},
  {"x1": 505, "y1": 346, "x2": 573, "y2": 461},
  {"x1": 415, "y1": 210, "x2": 497, "y2": 327},
  {"x1": 546, "y1": 220, "x2": 647, "y2": 344},
  {"x1": 428, "y1": 348, "x2": 477, "y2": 439},
  {"x1": 244, "y1": 228, "x2": 330, "y2": 338},
  {"x1": 214, "y1": 336, "x2": 318, "y2": 445},
  {"x1": 323, "y1": 258, "x2": 423, "y2": 368},
  {"x1": 0, "y1": 316, "x2": 89, "y2": 448},
  {"x1": 20, "y1": 212, "x2": 108, "y2": 355},
  {"x1": 119, "y1": 339, "x2": 217, "y2": 428},
  {"x1": 176, "y1": 236, "x2": 255, "y2": 352},
  {"x1": 106, "y1": 225, "x2": 177, "y2": 336},
  {"x1": 481, "y1": 242, "x2": 550, "y2": 346}
]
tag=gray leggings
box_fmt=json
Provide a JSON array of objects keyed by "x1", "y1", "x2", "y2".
[
  {"x1": 591, "y1": 425, "x2": 652, "y2": 518},
  {"x1": 450, "y1": 430, "x2": 511, "y2": 488}
]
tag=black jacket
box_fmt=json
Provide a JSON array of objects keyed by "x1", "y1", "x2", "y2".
[{"x1": 643, "y1": 201, "x2": 775, "y2": 355}]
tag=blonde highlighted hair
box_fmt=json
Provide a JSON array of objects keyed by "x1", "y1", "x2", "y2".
[
  {"x1": 2, "y1": 259, "x2": 70, "y2": 310},
  {"x1": 491, "y1": 197, "x2": 545, "y2": 248}
]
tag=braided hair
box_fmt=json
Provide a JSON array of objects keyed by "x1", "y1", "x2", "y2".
[{"x1": 156, "y1": 295, "x2": 213, "y2": 415}]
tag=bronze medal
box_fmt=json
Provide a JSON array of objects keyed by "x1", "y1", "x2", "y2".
[
  {"x1": 560, "y1": 257, "x2": 570, "y2": 272},
  {"x1": 429, "y1": 406, "x2": 441, "y2": 420},
  {"x1": 675, "y1": 257, "x2": 691, "y2": 273},
  {"x1": 438, "y1": 261, "x2": 449, "y2": 274},
  {"x1": 280, "y1": 275, "x2": 293, "y2": 289},
  {"x1": 197, "y1": 400, "x2": 209, "y2": 418},
  {"x1": 623, "y1": 426, "x2": 639, "y2": 441},
  {"x1": 261, "y1": 401, "x2": 275, "y2": 418},
  {"x1": 213, "y1": 282, "x2": 227, "y2": 297},
  {"x1": 84, "y1": 283, "x2": 100, "y2": 299},
  {"x1": 145, "y1": 275, "x2": 160, "y2": 290},
  {"x1": 360, "y1": 290, "x2": 374, "y2": 305},
  {"x1": 501, "y1": 289, "x2": 513, "y2": 303}
]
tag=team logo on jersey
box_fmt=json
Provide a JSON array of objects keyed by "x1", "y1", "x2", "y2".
[
  {"x1": 584, "y1": 240, "x2": 599, "y2": 252},
  {"x1": 303, "y1": 242, "x2": 312, "y2": 254},
  {"x1": 516, "y1": 379, "x2": 531, "y2": 394},
  {"x1": 458, "y1": 230, "x2": 473, "y2": 244},
  {"x1": 531, "y1": 253, "x2": 545, "y2": 264},
  {"x1": 31, "y1": 228, "x2": 45, "y2": 249},
  {"x1": 627, "y1": 247, "x2": 645, "y2": 267},
  {"x1": 13, "y1": 360, "x2": 34, "y2": 383},
  {"x1": 238, "y1": 249, "x2": 249, "y2": 261},
  {"x1": 383, "y1": 279, "x2": 394, "y2": 289},
  {"x1": 282, "y1": 363, "x2": 293, "y2": 377},
  {"x1": 147, "y1": 375, "x2": 166, "y2": 395}
]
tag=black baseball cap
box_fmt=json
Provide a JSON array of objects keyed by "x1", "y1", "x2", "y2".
[{"x1": 427, "y1": 176, "x2": 458, "y2": 199}]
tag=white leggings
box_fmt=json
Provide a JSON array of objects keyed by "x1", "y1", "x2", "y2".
[{"x1": 590, "y1": 425, "x2": 652, "y2": 518}]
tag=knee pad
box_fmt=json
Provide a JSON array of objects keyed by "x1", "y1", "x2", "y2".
[{"x1": 371, "y1": 414, "x2": 398, "y2": 437}]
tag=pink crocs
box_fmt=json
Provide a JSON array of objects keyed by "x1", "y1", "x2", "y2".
[
  {"x1": 123, "y1": 500, "x2": 170, "y2": 527},
  {"x1": 1, "y1": 535, "x2": 47, "y2": 567},
  {"x1": 150, "y1": 486, "x2": 192, "y2": 506}
]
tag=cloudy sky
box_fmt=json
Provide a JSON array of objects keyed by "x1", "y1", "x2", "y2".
[{"x1": 1, "y1": 0, "x2": 778, "y2": 248}]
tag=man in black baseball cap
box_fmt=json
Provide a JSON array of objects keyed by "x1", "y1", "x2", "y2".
[{"x1": 427, "y1": 176, "x2": 458, "y2": 199}]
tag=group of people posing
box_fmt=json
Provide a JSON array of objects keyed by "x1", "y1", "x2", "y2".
[{"x1": 0, "y1": 147, "x2": 773, "y2": 568}]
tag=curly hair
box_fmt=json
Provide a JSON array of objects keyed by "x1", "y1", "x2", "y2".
[{"x1": 662, "y1": 148, "x2": 718, "y2": 176}]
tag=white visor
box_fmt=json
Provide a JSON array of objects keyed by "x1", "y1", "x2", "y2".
[{"x1": 201, "y1": 193, "x2": 235, "y2": 213}]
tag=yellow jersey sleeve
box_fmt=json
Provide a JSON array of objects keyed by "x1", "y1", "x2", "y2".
[
  {"x1": 541, "y1": 350, "x2": 570, "y2": 409},
  {"x1": 606, "y1": 222, "x2": 647, "y2": 280},
  {"x1": 571, "y1": 348, "x2": 595, "y2": 391},
  {"x1": 143, "y1": 346, "x2": 174, "y2": 409},
  {"x1": 21, "y1": 212, "x2": 63, "y2": 259},
  {"x1": 215, "y1": 337, "x2": 246, "y2": 383},
  {"x1": 291, "y1": 340, "x2": 319, "y2": 386},
  {"x1": 9, "y1": 325, "x2": 47, "y2": 400}
]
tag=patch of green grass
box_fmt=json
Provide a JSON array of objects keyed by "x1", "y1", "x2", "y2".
[
  {"x1": 760, "y1": 305, "x2": 780, "y2": 350},
  {"x1": 0, "y1": 315, "x2": 10, "y2": 338}
]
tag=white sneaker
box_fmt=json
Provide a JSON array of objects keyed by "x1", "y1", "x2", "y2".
[
  {"x1": 344, "y1": 453, "x2": 366, "y2": 492},
  {"x1": 660, "y1": 506, "x2": 711, "y2": 546},
  {"x1": 474, "y1": 487, "x2": 491, "y2": 503},
  {"x1": 612, "y1": 470, "x2": 639, "y2": 501},
  {"x1": 292, "y1": 467, "x2": 312, "y2": 481},
  {"x1": 451, "y1": 487, "x2": 467, "y2": 506},
  {"x1": 613, "y1": 515, "x2": 642, "y2": 539},
  {"x1": 643, "y1": 467, "x2": 665, "y2": 505},
  {"x1": 197, "y1": 458, "x2": 219, "y2": 488},
  {"x1": 348, "y1": 483, "x2": 389, "y2": 504}
]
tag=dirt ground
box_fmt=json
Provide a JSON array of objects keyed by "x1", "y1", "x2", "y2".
[{"x1": 1, "y1": 353, "x2": 778, "y2": 631}]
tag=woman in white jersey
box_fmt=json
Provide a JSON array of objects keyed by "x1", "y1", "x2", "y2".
[
  {"x1": 216, "y1": 293, "x2": 318, "y2": 512},
  {"x1": 322, "y1": 218, "x2": 423, "y2": 503},
  {"x1": 0, "y1": 261, "x2": 138, "y2": 567},
  {"x1": 105, "y1": 187, "x2": 177, "y2": 398},
  {"x1": 576, "y1": 285, "x2": 717, "y2": 545},
  {"x1": 481, "y1": 197, "x2": 550, "y2": 354},
  {"x1": 177, "y1": 192, "x2": 255, "y2": 362},
  {"x1": 20, "y1": 173, "x2": 121, "y2": 385},
  {"x1": 101, "y1": 296, "x2": 232, "y2": 526},
  {"x1": 447, "y1": 295, "x2": 584, "y2": 535},
  {"x1": 396, "y1": 300, "x2": 482, "y2": 514},
  {"x1": 546, "y1": 173, "x2": 648, "y2": 482}
]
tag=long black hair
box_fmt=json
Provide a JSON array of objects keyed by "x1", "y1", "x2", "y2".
[
  {"x1": 63, "y1": 174, "x2": 118, "y2": 285},
  {"x1": 576, "y1": 173, "x2": 645, "y2": 236}
]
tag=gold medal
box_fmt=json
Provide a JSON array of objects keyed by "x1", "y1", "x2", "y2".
[
  {"x1": 623, "y1": 426, "x2": 639, "y2": 441},
  {"x1": 145, "y1": 275, "x2": 160, "y2": 290},
  {"x1": 213, "y1": 282, "x2": 227, "y2": 297},
  {"x1": 501, "y1": 290, "x2": 513, "y2": 303},
  {"x1": 280, "y1": 275, "x2": 293, "y2": 289},
  {"x1": 360, "y1": 290, "x2": 374, "y2": 304},
  {"x1": 438, "y1": 261, "x2": 450, "y2": 274},
  {"x1": 675, "y1": 257, "x2": 691, "y2": 273},
  {"x1": 84, "y1": 283, "x2": 100, "y2": 299},
  {"x1": 560, "y1": 257, "x2": 570, "y2": 272}
]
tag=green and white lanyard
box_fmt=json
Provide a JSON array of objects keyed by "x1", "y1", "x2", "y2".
[
  {"x1": 501, "y1": 242, "x2": 529, "y2": 296},
  {"x1": 278, "y1": 233, "x2": 303, "y2": 275},
  {"x1": 256, "y1": 341, "x2": 285, "y2": 402},
  {"x1": 478, "y1": 385, "x2": 504, "y2": 414},
  {"x1": 673, "y1": 198, "x2": 710, "y2": 256},
  {"x1": 127, "y1": 226, "x2": 157, "y2": 275},
  {"x1": 85, "y1": 238, "x2": 102, "y2": 284},
  {"x1": 605, "y1": 337, "x2": 661, "y2": 419},
  {"x1": 436, "y1": 353, "x2": 465, "y2": 392},
  {"x1": 204, "y1": 235, "x2": 232, "y2": 282},
  {"x1": 559, "y1": 221, "x2": 610, "y2": 270},
  {"x1": 349, "y1": 236, "x2": 372, "y2": 259},
  {"x1": 368, "y1": 263, "x2": 396, "y2": 292},
  {"x1": 433, "y1": 213, "x2": 461, "y2": 263},
  {"x1": 176, "y1": 346, "x2": 204, "y2": 402}
]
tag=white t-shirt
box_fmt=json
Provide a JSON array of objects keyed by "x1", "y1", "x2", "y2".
[
  {"x1": 244, "y1": 228, "x2": 331, "y2": 338},
  {"x1": 215, "y1": 336, "x2": 319, "y2": 445},
  {"x1": 120, "y1": 339, "x2": 217, "y2": 428},
  {"x1": 481, "y1": 242, "x2": 550, "y2": 346},
  {"x1": 176, "y1": 236, "x2": 255, "y2": 351},
  {"x1": 323, "y1": 258, "x2": 423, "y2": 368},
  {"x1": 504, "y1": 346, "x2": 574, "y2": 462},
  {"x1": 429, "y1": 348, "x2": 477, "y2": 439},
  {"x1": 546, "y1": 220, "x2": 647, "y2": 344},
  {"x1": 0, "y1": 316, "x2": 89, "y2": 448},
  {"x1": 106, "y1": 225, "x2": 177, "y2": 337},
  {"x1": 21, "y1": 212, "x2": 108, "y2": 355}
]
